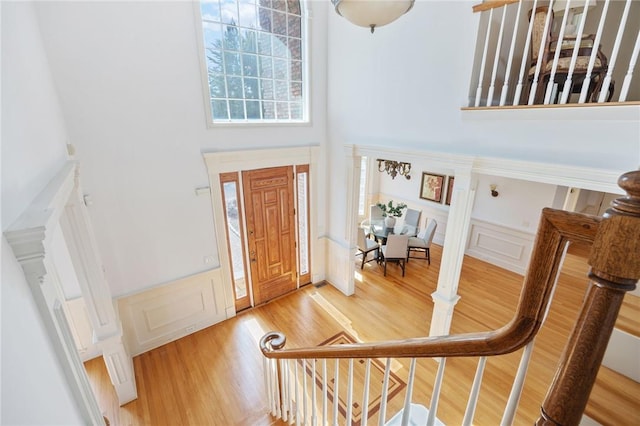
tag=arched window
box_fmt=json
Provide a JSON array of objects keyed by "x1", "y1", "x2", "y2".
[{"x1": 197, "y1": 0, "x2": 306, "y2": 123}]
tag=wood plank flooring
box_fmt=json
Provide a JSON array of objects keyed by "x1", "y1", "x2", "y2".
[{"x1": 85, "y1": 244, "x2": 639, "y2": 425}]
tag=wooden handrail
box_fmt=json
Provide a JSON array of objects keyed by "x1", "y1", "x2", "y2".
[
  {"x1": 472, "y1": 0, "x2": 519, "y2": 13},
  {"x1": 261, "y1": 208, "x2": 603, "y2": 360}
]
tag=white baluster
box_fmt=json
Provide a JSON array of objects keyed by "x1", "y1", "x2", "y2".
[
  {"x1": 501, "y1": 342, "x2": 535, "y2": 426},
  {"x1": 487, "y1": 5, "x2": 508, "y2": 106},
  {"x1": 475, "y1": 8, "x2": 494, "y2": 107},
  {"x1": 289, "y1": 360, "x2": 294, "y2": 424},
  {"x1": 322, "y1": 360, "x2": 328, "y2": 426},
  {"x1": 295, "y1": 360, "x2": 301, "y2": 426},
  {"x1": 282, "y1": 359, "x2": 289, "y2": 422},
  {"x1": 302, "y1": 359, "x2": 308, "y2": 426},
  {"x1": 514, "y1": 0, "x2": 539, "y2": 105},
  {"x1": 400, "y1": 358, "x2": 418, "y2": 426},
  {"x1": 559, "y1": 0, "x2": 592, "y2": 104},
  {"x1": 333, "y1": 359, "x2": 339, "y2": 426},
  {"x1": 529, "y1": 0, "x2": 556, "y2": 105},
  {"x1": 619, "y1": 29, "x2": 640, "y2": 101},
  {"x1": 427, "y1": 358, "x2": 447, "y2": 426},
  {"x1": 501, "y1": 0, "x2": 524, "y2": 106},
  {"x1": 361, "y1": 359, "x2": 372, "y2": 426},
  {"x1": 263, "y1": 358, "x2": 269, "y2": 414},
  {"x1": 503, "y1": 245, "x2": 565, "y2": 425},
  {"x1": 275, "y1": 359, "x2": 282, "y2": 418},
  {"x1": 598, "y1": 0, "x2": 633, "y2": 102},
  {"x1": 311, "y1": 359, "x2": 317, "y2": 426},
  {"x1": 378, "y1": 358, "x2": 392, "y2": 426},
  {"x1": 544, "y1": 0, "x2": 573, "y2": 104},
  {"x1": 462, "y1": 357, "x2": 487, "y2": 426},
  {"x1": 579, "y1": 0, "x2": 611, "y2": 102},
  {"x1": 346, "y1": 359, "x2": 354, "y2": 424}
]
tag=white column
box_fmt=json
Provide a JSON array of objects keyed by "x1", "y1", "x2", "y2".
[
  {"x1": 343, "y1": 145, "x2": 360, "y2": 296},
  {"x1": 430, "y1": 171, "x2": 477, "y2": 336},
  {"x1": 5, "y1": 162, "x2": 105, "y2": 425},
  {"x1": 100, "y1": 333, "x2": 138, "y2": 404},
  {"x1": 562, "y1": 187, "x2": 581, "y2": 212},
  {"x1": 60, "y1": 170, "x2": 137, "y2": 405}
]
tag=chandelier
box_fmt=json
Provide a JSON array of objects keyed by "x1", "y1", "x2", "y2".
[
  {"x1": 377, "y1": 159, "x2": 411, "y2": 180},
  {"x1": 331, "y1": 0, "x2": 415, "y2": 33}
]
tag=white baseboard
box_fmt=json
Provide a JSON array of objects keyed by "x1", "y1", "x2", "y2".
[{"x1": 117, "y1": 268, "x2": 229, "y2": 356}]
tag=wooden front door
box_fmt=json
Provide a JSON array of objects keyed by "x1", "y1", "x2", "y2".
[{"x1": 242, "y1": 166, "x2": 297, "y2": 305}]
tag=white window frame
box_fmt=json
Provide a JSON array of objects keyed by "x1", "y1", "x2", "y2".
[{"x1": 193, "y1": 0, "x2": 309, "y2": 126}]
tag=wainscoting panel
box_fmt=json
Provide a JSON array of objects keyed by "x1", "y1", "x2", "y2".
[
  {"x1": 118, "y1": 269, "x2": 227, "y2": 356},
  {"x1": 466, "y1": 220, "x2": 535, "y2": 275},
  {"x1": 324, "y1": 238, "x2": 354, "y2": 296},
  {"x1": 64, "y1": 297, "x2": 102, "y2": 361},
  {"x1": 602, "y1": 329, "x2": 640, "y2": 382}
]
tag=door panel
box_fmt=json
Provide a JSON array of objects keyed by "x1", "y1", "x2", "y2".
[{"x1": 243, "y1": 166, "x2": 297, "y2": 305}]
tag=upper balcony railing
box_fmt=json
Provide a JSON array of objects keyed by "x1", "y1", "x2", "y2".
[{"x1": 468, "y1": 0, "x2": 640, "y2": 107}]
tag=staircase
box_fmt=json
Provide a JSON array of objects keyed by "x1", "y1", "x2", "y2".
[{"x1": 260, "y1": 170, "x2": 640, "y2": 425}]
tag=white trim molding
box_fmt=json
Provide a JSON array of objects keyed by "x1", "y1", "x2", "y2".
[
  {"x1": 5, "y1": 161, "x2": 137, "y2": 411},
  {"x1": 5, "y1": 162, "x2": 105, "y2": 424},
  {"x1": 203, "y1": 146, "x2": 323, "y2": 309},
  {"x1": 466, "y1": 219, "x2": 535, "y2": 275},
  {"x1": 118, "y1": 268, "x2": 227, "y2": 356}
]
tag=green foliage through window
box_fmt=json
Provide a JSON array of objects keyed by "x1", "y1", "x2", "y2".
[{"x1": 199, "y1": 0, "x2": 305, "y2": 122}]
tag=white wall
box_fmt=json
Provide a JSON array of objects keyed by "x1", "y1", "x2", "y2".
[
  {"x1": 471, "y1": 175, "x2": 556, "y2": 231},
  {"x1": 1, "y1": 2, "x2": 85, "y2": 423},
  {"x1": 1, "y1": 2, "x2": 69, "y2": 229},
  {"x1": 34, "y1": 0, "x2": 329, "y2": 297}
]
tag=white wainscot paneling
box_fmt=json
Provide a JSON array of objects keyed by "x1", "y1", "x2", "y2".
[
  {"x1": 118, "y1": 268, "x2": 227, "y2": 356},
  {"x1": 64, "y1": 297, "x2": 102, "y2": 361},
  {"x1": 466, "y1": 220, "x2": 535, "y2": 275},
  {"x1": 602, "y1": 328, "x2": 640, "y2": 382},
  {"x1": 324, "y1": 237, "x2": 353, "y2": 296}
]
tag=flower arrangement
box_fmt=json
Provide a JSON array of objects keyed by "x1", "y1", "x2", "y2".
[{"x1": 376, "y1": 200, "x2": 407, "y2": 218}]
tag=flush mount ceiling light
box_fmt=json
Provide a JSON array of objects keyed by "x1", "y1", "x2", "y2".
[{"x1": 331, "y1": 0, "x2": 415, "y2": 33}]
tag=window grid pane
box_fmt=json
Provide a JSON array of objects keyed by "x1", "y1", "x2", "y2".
[{"x1": 200, "y1": 0, "x2": 305, "y2": 123}]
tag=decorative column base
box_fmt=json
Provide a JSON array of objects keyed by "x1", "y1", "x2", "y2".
[
  {"x1": 429, "y1": 291, "x2": 461, "y2": 337},
  {"x1": 98, "y1": 328, "x2": 137, "y2": 406}
]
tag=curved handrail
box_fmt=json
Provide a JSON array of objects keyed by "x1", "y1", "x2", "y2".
[{"x1": 261, "y1": 208, "x2": 602, "y2": 360}]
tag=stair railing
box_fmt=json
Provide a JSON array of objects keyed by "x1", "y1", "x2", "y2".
[
  {"x1": 468, "y1": 0, "x2": 640, "y2": 106},
  {"x1": 260, "y1": 170, "x2": 640, "y2": 425}
]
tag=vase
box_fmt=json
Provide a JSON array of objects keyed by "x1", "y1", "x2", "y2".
[{"x1": 384, "y1": 216, "x2": 396, "y2": 228}]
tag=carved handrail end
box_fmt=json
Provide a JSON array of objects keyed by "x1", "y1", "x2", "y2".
[{"x1": 260, "y1": 331, "x2": 287, "y2": 354}]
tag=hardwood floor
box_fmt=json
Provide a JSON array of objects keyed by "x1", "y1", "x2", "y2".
[{"x1": 85, "y1": 244, "x2": 639, "y2": 425}]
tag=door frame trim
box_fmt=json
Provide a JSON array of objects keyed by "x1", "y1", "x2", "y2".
[{"x1": 204, "y1": 146, "x2": 321, "y2": 315}]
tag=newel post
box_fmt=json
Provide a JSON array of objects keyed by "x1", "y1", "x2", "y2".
[{"x1": 537, "y1": 170, "x2": 640, "y2": 425}]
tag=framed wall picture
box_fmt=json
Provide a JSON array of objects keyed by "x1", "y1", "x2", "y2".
[
  {"x1": 445, "y1": 176, "x2": 455, "y2": 206},
  {"x1": 419, "y1": 172, "x2": 445, "y2": 203}
]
